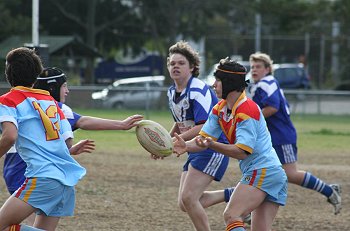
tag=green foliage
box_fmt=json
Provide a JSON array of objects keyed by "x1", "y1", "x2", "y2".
[
  {"x1": 309, "y1": 128, "x2": 350, "y2": 136},
  {"x1": 0, "y1": 0, "x2": 31, "y2": 42}
]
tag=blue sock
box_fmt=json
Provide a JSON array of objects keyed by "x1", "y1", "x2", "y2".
[
  {"x1": 224, "y1": 187, "x2": 235, "y2": 202},
  {"x1": 301, "y1": 172, "x2": 333, "y2": 197}
]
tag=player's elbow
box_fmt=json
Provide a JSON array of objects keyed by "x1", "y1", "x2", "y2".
[{"x1": 2, "y1": 132, "x2": 17, "y2": 147}]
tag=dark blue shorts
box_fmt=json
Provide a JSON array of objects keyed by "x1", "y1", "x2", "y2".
[
  {"x1": 3, "y1": 152, "x2": 27, "y2": 194},
  {"x1": 273, "y1": 144, "x2": 298, "y2": 164},
  {"x1": 183, "y1": 151, "x2": 229, "y2": 181}
]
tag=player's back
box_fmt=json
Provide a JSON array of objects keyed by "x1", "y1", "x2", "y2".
[{"x1": 0, "y1": 87, "x2": 86, "y2": 186}]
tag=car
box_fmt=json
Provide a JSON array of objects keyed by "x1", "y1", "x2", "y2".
[
  {"x1": 91, "y1": 75, "x2": 165, "y2": 109},
  {"x1": 201, "y1": 61, "x2": 251, "y2": 87},
  {"x1": 272, "y1": 63, "x2": 311, "y2": 89}
]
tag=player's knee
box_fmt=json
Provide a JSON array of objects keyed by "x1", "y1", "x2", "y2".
[
  {"x1": 181, "y1": 191, "x2": 195, "y2": 208},
  {"x1": 177, "y1": 198, "x2": 187, "y2": 212},
  {"x1": 223, "y1": 210, "x2": 244, "y2": 225}
]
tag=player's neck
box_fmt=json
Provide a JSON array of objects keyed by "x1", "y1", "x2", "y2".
[{"x1": 225, "y1": 91, "x2": 240, "y2": 109}]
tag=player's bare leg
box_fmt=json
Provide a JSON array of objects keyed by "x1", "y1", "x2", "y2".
[
  {"x1": 178, "y1": 165, "x2": 214, "y2": 231},
  {"x1": 224, "y1": 183, "x2": 270, "y2": 231},
  {"x1": 200, "y1": 189, "x2": 226, "y2": 208},
  {"x1": 282, "y1": 162, "x2": 305, "y2": 184},
  {"x1": 251, "y1": 201, "x2": 279, "y2": 231}
]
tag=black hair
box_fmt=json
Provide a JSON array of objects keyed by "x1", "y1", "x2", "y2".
[{"x1": 5, "y1": 47, "x2": 43, "y2": 87}]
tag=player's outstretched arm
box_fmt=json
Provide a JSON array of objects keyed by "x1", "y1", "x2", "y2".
[
  {"x1": 75, "y1": 115, "x2": 143, "y2": 130},
  {"x1": 70, "y1": 139, "x2": 95, "y2": 155}
]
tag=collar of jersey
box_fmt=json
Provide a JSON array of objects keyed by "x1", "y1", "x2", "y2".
[{"x1": 12, "y1": 86, "x2": 51, "y2": 95}]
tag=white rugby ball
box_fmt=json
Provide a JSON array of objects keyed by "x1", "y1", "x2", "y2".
[{"x1": 136, "y1": 120, "x2": 173, "y2": 157}]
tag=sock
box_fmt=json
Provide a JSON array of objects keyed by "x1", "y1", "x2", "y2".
[
  {"x1": 226, "y1": 221, "x2": 245, "y2": 231},
  {"x1": 9, "y1": 225, "x2": 21, "y2": 231},
  {"x1": 301, "y1": 172, "x2": 333, "y2": 197},
  {"x1": 224, "y1": 187, "x2": 235, "y2": 203},
  {"x1": 9, "y1": 225, "x2": 45, "y2": 231}
]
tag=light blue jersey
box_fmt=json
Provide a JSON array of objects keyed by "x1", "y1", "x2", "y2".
[
  {"x1": 200, "y1": 92, "x2": 281, "y2": 173},
  {"x1": 0, "y1": 87, "x2": 86, "y2": 186}
]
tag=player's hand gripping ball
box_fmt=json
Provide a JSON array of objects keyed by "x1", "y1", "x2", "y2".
[{"x1": 136, "y1": 120, "x2": 173, "y2": 157}]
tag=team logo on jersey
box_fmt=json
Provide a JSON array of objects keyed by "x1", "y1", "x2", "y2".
[
  {"x1": 181, "y1": 97, "x2": 190, "y2": 110},
  {"x1": 244, "y1": 176, "x2": 251, "y2": 182}
]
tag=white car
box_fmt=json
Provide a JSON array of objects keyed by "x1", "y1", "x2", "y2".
[{"x1": 92, "y1": 75, "x2": 165, "y2": 109}]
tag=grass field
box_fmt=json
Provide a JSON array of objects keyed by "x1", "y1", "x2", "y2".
[{"x1": 0, "y1": 109, "x2": 349, "y2": 230}]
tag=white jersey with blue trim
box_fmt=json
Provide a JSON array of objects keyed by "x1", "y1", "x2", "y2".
[
  {"x1": 167, "y1": 77, "x2": 217, "y2": 131},
  {"x1": 58, "y1": 102, "x2": 82, "y2": 131}
]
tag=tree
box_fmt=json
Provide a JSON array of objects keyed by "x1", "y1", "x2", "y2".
[
  {"x1": 40, "y1": 0, "x2": 144, "y2": 83},
  {"x1": 0, "y1": 0, "x2": 31, "y2": 42}
]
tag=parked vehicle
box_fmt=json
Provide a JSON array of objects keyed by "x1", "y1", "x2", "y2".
[
  {"x1": 273, "y1": 63, "x2": 311, "y2": 89},
  {"x1": 91, "y1": 75, "x2": 165, "y2": 109}
]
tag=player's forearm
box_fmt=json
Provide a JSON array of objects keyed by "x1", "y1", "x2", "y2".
[
  {"x1": 262, "y1": 106, "x2": 278, "y2": 118},
  {"x1": 208, "y1": 142, "x2": 248, "y2": 160},
  {"x1": 0, "y1": 140, "x2": 15, "y2": 158},
  {"x1": 179, "y1": 124, "x2": 203, "y2": 141},
  {"x1": 185, "y1": 138, "x2": 206, "y2": 153},
  {"x1": 77, "y1": 116, "x2": 123, "y2": 130}
]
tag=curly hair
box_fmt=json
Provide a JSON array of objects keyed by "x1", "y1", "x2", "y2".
[
  {"x1": 5, "y1": 47, "x2": 43, "y2": 87},
  {"x1": 167, "y1": 40, "x2": 200, "y2": 77}
]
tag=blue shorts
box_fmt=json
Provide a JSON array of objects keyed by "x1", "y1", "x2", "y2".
[
  {"x1": 14, "y1": 177, "x2": 76, "y2": 217},
  {"x1": 273, "y1": 144, "x2": 298, "y2": 164},
  {"x1": 240, "y1": 166, "x2": 288, "y2": 206},
  {"x1": 3, "y1": 152, "x2": 27, "y2": 194},
  {"x1": 183, "y1": 151, "x2": 229, "y2": 181}
]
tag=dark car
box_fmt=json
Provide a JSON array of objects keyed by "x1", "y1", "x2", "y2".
[{"x1": 273, "y1": 63, "x2": 311, "y2": 89}]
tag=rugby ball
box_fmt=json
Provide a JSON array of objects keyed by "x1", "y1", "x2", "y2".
[{"x1": 136, "y1": 120, "x2": 173, "y2": 157}]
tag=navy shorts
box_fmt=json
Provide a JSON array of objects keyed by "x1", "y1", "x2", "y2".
[
  {"x1": 183, "y1": 151, "x2": 229, "y2": 181},
  {"x1": 273, "y1": 144, "x2": 298, "y2": 164},
  {"x1": 3, "y1": 152, "x2": 27, "y2": 194}
]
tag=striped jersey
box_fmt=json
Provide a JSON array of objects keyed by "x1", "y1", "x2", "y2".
[
  {"x1": 249, "y1": 75, "x2": 297, "y2": 145},
  {"x1": 0, "y1": 87, "x2": 86, "y2": 186}
]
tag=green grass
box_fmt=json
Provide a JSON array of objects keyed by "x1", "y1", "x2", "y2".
[
  {"x1": 72, "y1": 109, "x2": 174, "y2": 151},
  {"x1": 72, "y1": 109, "x2": 350, "y2": 161}
]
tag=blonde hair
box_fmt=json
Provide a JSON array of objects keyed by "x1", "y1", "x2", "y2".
[{"x1": 249, "y1": 52, "x2": 274, "y2": 73}]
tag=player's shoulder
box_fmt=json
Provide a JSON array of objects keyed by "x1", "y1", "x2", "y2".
[
  {"x1": 255, "y1": 75, "x2": 279, "y2": 95},
  {"x1": 236, "y1": 98, "x2": 261, "y2": 121},
  {"x1": 190, "y1": 77, "x2": 208, "y2": 89},
  {"x1": 0, "y1": 90, "x2": 25, "y2": 107}
]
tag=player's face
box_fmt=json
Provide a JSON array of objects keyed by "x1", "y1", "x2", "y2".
[
  {"x1": 60, "y1": 82, "x2": 69, "y2": 103},
  {"x1": 250, "y1": 60, "x2": 271, "y2": 83},
  {"x1": 167, "y1": 53, "x2": 193, "y2": 82},
  {"x1": 213, "y1": 78, "x2": 222, "y2": 99}
]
